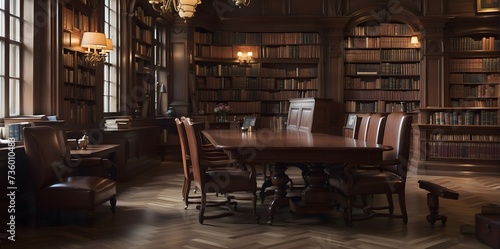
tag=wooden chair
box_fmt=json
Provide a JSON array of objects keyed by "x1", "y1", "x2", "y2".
[
  {"x1": 23, "y1": 126, "x2": 117, "y2": 222},
  {"x1": 182, "y1": 118, "x2": 260, "y2": 224},
  {"x1": 329, "y1": 112, "x2": 412, "y2": 225},
  {"x1": 175, "y1": 117, "x2": 236, "y2": 209},
  {"x1": 364, "y1": 113, "x2": 386, "y2": 144}
]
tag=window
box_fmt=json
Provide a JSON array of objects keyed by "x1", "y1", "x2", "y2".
[
  {"x1": 0, "y1": 0, "x2": 22, "y2": 118},
  {"x1": 103, "y1": 0, "x2": 119, "y2": 113}
]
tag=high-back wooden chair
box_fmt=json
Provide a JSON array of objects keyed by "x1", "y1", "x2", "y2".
[
  {"x1": 175, "y1": 117, "x2": 234, "y2": 209},
  {"x1": 329, "y1": 112, "x2": 412, "y2": 226},
  {"x1": 182, "y1": 118, "x2": 260, "y2": 224},
  {"x1": 365, "y1": 113, "x2": 386, "y2": 144}
]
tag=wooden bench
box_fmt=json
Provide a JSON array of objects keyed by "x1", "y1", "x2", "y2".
[{"x1": 418, "y1": 180, "x2": 460, "y2": 226}]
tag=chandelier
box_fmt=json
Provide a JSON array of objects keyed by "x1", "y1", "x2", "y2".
[
  {"x1": 149, "y1": 0, "x2": 202, "y2": 20},
  {"x1": 233, "y1": 0, "x2": 251, "y2": 7},
  {"x1": 81, "y1": 32, "x2": 113, "y2": 65}
]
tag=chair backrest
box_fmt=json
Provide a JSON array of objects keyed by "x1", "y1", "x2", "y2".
[
  {"x1": 381, "y1": 112, "x2": 413, "y2": 177},
  {"x1": 356, "y1": 114, "x2": 371, "y2": 141},
  {"x1": 182, "y1": 118, "x2": 206, "y2": 189},
  {"x1": 365, "y1": 113, "x2": 386, "y2": 144},
  {"x1": 23, "y1": 126, "x2": 66, "y2": 190},
  {"x1": 175, "y1": 117, "x2": 191, "y2": 179}
]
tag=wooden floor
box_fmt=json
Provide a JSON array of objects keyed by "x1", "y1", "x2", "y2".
[{"x1": 3, "y1": 160, "x2": 499, "y2": 249}]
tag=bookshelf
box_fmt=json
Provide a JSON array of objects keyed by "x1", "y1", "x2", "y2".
[
  {"x1": 193, "y1": 31, "x2": 320, "y2": 129},
  {"x1": 343, "y1": 22, "x2": 421, "y2": 115},
  {"x1": 413, "y1": 34, "x2": 500, "y2": 175},
  {"x1": 131, "y1": 3, "x2": 155, "y2": 118},
  {"x1": 60, "y1": 0, "x2": 98, "y2": 125}
]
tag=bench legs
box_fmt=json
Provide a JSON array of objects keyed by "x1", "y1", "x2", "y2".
[{"x1": 426, "y1": 193, "x2": 447, "y2": 226}]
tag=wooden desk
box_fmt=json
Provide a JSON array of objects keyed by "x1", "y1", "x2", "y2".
[
  {"x1": 70, "y1": 144, "x2": 119, "y2": 158},
  {"x1": 202, "y1": 129, "x2": 393, "y2": 224}
]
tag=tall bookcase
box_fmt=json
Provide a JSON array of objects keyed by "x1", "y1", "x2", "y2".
[
  {"x1": 413, "y1": 34, "x2": 500, "y2": 174},
  {"x1": 131, "y1": 3, "x2": 155, "y2": 119},
  {"x1": 343, "y1": 22, "x2": 421, "y2": 116},
  {"x1": 60, "y1": 0, "x2": 98, "y2": 125},
  {"x1": 193, "y1": 31, "x2": 320, "y2": 129}
]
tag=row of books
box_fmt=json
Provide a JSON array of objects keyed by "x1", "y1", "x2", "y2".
[
  {"x1": 446, "y1": 37, "x2": 499, "y2": 51},
  {"x1": 427, "y1": 142, "x2": 500, "y2": 159},
  {"x1": 345, "y1": 77, "x2": 420, "y2": 90},
  {"x1": 345, "y1": 49, "x2": 420, "y2": 62},
  {"x1": 63, "y1": 85, "x2": 96, "y2": 100},
  {"x1": 345, "y1": 63, "x2": 421, "y2": 76},
  {"x1": 197, "y1": 101, "x2": 261, "y2": 115},
  {"x1": 104, "y1": 118, "x2": 131, "y2": 129},
  {"x1": 344, "y1": 90, "x2": 420, "y2": 101},
  {"x1": 449, "y1": 58, "x2": 500, "y2": 72},
  {"x1": 63, "y1": 52, "x2": 76, "y2": 67},
  {"x1": 8, "y1": 122, "x2": 31, "y2": 142},
  {"x1": 345, "y1": 37, "x2": 419, "y2": 49},
  {"x1": 344, "y1": 100, "x2": 419, "y2": 113},
  {"x1": 450, "y1": 85, "x2": 499, "y2": 98},
  {"x1": 61, "y1": 100, "x2": 96, "y2": 124},
  {"x1": 197, "y1": 78, "x2": 318, "y2": 91},
  {"x1": 261, "y1": 101, "x2": 290, "y2": 114},
  {"x1": 260, "y1": 45, "x2": 320, "y2": 59},
  {"x1": 195, "y1": 64, "x2": 259, "y2": 77},
  {"x1": 134, "y1": 6, "x2": 153, "y2": 26},
  {"x1": 134, "y1": 42, "x2": 153, "y2": 57},
  {"x1": 194, "y1": 32, "x2": 319, "y2": 45},
  {"x1": 429, "y1": 133, "x2": 500, "y2": 141},
  {"x1": 62, "y1": 6, "x2": 91, "y2": 31},
  {"x1": 428, "y1": 111, "x2": 498, "y2": 125},
  {"x1": 134, "y1": 26, "x2": 153, "y2": 43},
  {"x1": 450, "y1": 99, "x2": 497, "y2": 108},
  {"x1": 197, "y1": 89, "x2": 314, "y2": 101},
  {"x1": 348, "y1": 23, "x2": 413, "y2": 36},
  {"x1": 195, "y1": 44, "x2": 320, "y2": 59},
  {"x1": 449, "y1": 73, "x2": 500, "y2": 84}
]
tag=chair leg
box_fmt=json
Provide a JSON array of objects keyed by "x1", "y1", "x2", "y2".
[
  {"x1": 386, "y1": 193, "x2": 394, "y2": 214},
  {"x1": 184, "y1": 181, "x2": 192, "y2": 209},
  {"x1": 199, "y1": 192, "x2": 206, "y2": 224},
  {"x1": 398, "y1": 192, "x2": 408, "y2": 224},
  {"x1": 110, "y1": 197, "x2": 117, "y2": 213},
  {"x1": 252, "y1": 192, "x2": 260, "y2": 223},
  {"x1": 345, "y1": 197, "x2": 354, "y2": 226},
  {"x1": 182, "y1": 177, "x2": 189, "y2": 200}
]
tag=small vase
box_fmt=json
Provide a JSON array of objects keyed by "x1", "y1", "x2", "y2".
[{"x1": 217, "y1": 114, "x2": 226, "y2": 123}]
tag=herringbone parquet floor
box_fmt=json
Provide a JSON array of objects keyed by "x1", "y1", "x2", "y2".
[{"x1": 2, "y1": 160, "x2": 499, "y2": 249}]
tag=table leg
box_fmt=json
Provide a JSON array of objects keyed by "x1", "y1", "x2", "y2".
[
  {"x1": 289, "y1": 163, "x2": 336, "y2": 214},
  {"x1": 267, "y1": 163, "x2": 289, "y2": 225}
]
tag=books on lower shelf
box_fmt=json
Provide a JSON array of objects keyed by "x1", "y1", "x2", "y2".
[
  {"x1": 8, "y1": 122, "x2": 32, "y2": 141},
  {"x1": 105, "y1": 118, "x2": 131, "y2": 129},
  {"x1": 428, "y1": 110, "x2": 497, "y2": 125}
]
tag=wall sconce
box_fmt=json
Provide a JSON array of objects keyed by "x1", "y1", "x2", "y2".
[
  {"x1": 233, "y1": 0, "x2": 251, "y2": 7},
  {"x1": 149, "y1": 0, "x2": 202, "y2": 21},
  {"x1": 410, "y1": 36, "x2": 419, "y2": 47},
  {"x1": 237, "y1": 51, "x2": 252, "y2": 64},
  {"x1": 158, "y1": 83, "x2": 167, "y2": 115},
  {"x1": 81, "y1": 32, "x2": 113, "y2": 65}
]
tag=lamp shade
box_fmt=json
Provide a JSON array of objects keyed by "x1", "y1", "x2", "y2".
[
  {"x1": 81, "y1": 32, "x2": 107, "y2": 48},
  {"x1": 159, "y1": 84, "x2": 167, "y2": 93},
  {"x1": 410, "y1": 36, "x2": 419, "y2": 45},
  {"x1": 103, "y1": 38, "x2": 113, "y2": 52}
]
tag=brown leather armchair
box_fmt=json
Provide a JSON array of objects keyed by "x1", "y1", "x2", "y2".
[
  {"x1": 23, "y1": 126, "x2": 117, "y2": 221},
  {"x1": 182, "y1": 118, "x2": 259, "y2": 224},
  {"x1": 329, "y1": 113, "x2": 412, "y2": 225}
]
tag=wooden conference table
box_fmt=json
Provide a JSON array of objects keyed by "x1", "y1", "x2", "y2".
[{"x1": 202, "y1": 129, "x2": 393, "y2": 224}]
